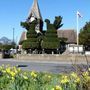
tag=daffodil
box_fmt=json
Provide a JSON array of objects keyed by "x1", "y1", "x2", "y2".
[
  {"x1": 48, "y1": 75, "x2": 51, "y2": 79},
  {"x1": 10, "y1": 71, "x2": 16, "y2": 77},
  {"x1": 51, "y1": 88, "x2": 54, "y2": 90},
  {"x1": 71, "y1": 72, "x2": 80, "y2": 83},
  {"x1": 12, "y1": 77, "x2": 15, "y2": 81},
  {"x1": 31, "y1": 71, "x2": 37, "y2": 78},
  {"x1": 6, "y1": 67, "x2": 11, "y2": 73},
  {"x1": 71, "y1": 72, "x2": 78, "y2": 78},
  {"x1": 23, "y1": 75, "x2": 28, "y2": 80},
  {"x1": 18, "y1": 68, "x2": 21, "y2": 72},
  {"x1": 23, "y1": 72, "x2": 27, "y2": 75},
  {"x1": 52, "y1": 85, "x2": 62, "y2": 90},
  {"x1": 75, "y1": 77, "x2": 80, "y2": 83},
  {"x1": 83, "y1": 71, "x2": 89, "y2": 77},
  {"x1": 89, "y1": 68, "x2": 90, "y2": 71},
  {"x1": 60, "y1": 75, "x2": 69, "y2": 84},
  {"x1": 83, "y1": 71, "x2": 90, "y2": 82}
]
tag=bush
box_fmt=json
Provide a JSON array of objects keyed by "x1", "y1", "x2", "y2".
[
  {"x1": 22, "y1": 40, "x2": 38, "y2": 49},
  {"x1": 42, "y1": 42, "x2": 59, "y2": 49}
]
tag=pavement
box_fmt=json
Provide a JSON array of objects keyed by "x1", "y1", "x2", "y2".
[{"x1": 0, "y1": 59, "x2": 90, "y2": 73}]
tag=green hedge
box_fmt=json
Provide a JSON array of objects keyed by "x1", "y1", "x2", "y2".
[
  {"x1": 42, "y1": 42, "x2": 59, "y2": 49},
  {"x1": 22, "y1": 40, "x2": 38, "y2": 49}
]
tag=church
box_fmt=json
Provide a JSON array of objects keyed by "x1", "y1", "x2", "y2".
[{"x1": 19, "y1": 0, "x2": 76, "y2": 50}]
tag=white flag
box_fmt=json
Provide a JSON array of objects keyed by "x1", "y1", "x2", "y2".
[{"x1": 77, "y1": 11, "x2": 82, "y2": 18}]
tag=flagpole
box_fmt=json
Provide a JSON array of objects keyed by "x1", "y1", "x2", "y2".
[{"x1": 76, "y1": 11, "x2": 79, "y2": 46}]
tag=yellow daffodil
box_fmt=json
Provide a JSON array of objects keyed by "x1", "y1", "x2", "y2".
[
  {"x1": 10, "y1": 71, "x2": 16, "y2": 77},
  {"x1": 51, "y1": 88, "x2": 54, "y2": 90},
  {"x1": 89, "y1": 68, "x2": 90, "y2": 71},
  {"x1": 75, "y1": 77, "x2": 80, "y2": 83},
  {"x1": 83, "y1": 71, "x2": 89, "y2": 77},
  {"x1": 31, "y1": 71, "x2": 37, "y2": 78},
  {"x1": 6, "y1": 67, "x2": 11, "y2": 73},
  {"x1": 83, "y1": 71, "x2": 90, "y2": 82},
  {"x1": 48, "y1": 75, "x2": 51, "y2": 79},
  {"x1": 60, "y1": 75, "x2": 69, "y2": 84},
  {"x1": 12, "y1": 77, "x2": 15, "y2": 81},
  {"x1": 55, "y1": 85, "x2": 62, "y2": 90},
  {"x1": 71, "y1": 72, "x2": 78, "y2": 78},
  {"x1": 52, "y1": 85, "x2": 62, "y2": 90},
  {"x1": 24, "y1": 72, "x2": 27, "y2": 75},
  {"x1": 71, "y1": 72, "x2": 80, "y2": 83},
  {"x1": 23, "y1": 75, "x2": 28, "y2": 80}
]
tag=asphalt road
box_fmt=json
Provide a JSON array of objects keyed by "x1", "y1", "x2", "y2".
[{"x1": 0, "y1": 59, "x2": 90, "y2": 73}]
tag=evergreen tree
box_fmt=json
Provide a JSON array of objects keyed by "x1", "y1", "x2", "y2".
[
  {"x1": 79, "y1": 21, "x2": 90, "y2": 46},
  {"x1": 21, "y1": 20, "x2": 38, "y2": 51},
  {"x1": 42, "y1": 18, "x2": 60, "y2": 53},
  {"x1": 53, "y1": 16, "x2": 63, "y2": 30}
]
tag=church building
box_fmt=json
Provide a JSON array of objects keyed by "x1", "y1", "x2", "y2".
[
  {"x1": 26, "y1": 0, "x2": 43, "y2": 33},
  {"x1": 19, "y1": 0, "x2": 76, "y2": 47}
]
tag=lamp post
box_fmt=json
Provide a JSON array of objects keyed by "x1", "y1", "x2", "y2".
[
  {"x1": 13, "y1": 28, "x2": 15, "y2": 43},
  {"x1": 76, "y1": 13, "x2": 79, "y2": 46},
  {"x1": 76, "y1": 11, "x2": 82, "y2": 45}
]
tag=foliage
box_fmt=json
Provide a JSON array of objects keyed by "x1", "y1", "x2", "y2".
[
  {"x1": 21, "y1": 22, "x2": 30, "y2": 30},
  {"x1": 20, "y1": 16, "x2": 63, "y2": 51},
  {"x1": 42, "y1": 42, "x2": 59, "y2": 49},
  {"x1": 53, "y1": 16, "x2": 63, "y2": 30},
  {"x1": 79, "y1": 21, "x2": 90, "y2": 45},
  {"x1": 0, "y1": 65, "x2": 90, "y2": 90},
  {"x1": 37, "y1": 34, "x2": 44, "y2": 50},
  {"x1": 42, "y1": 18, "x2": 61, "y2": 50},
  {"x1": 59, "y1": 37, "x2": 67, "y2": 46},
  {"x1": 0, "y1": 44, "x2": 15, "y2": 50},
  {"x1": 21, "y1": 20, "x2": 38, "y2": 49},
  {"x1": 22, "y1": 40, "x2": 38, "y2": 49}
]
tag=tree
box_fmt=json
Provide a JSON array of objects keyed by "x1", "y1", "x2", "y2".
[
  {"x1": 21, "y1": 20, "x2": 39, "y2": 50},
  {"x1": 41, "y1": 17, "x2": 63, "y2": 53},
  {"x1": 53, "y1": 16, "x2": 63, "y2": 30},
  {"x1": 21, "y1": 22, "x2": 30, "y2": 30},
  {"x1": 79, "y1": 21, "x2": 90, "y2": 46},
  {"x1": 0, "y1": 44, "x2": 15, "y2": 50}
]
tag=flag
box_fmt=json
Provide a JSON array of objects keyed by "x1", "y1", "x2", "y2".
[{"x1": 77, "y1": 11, "x2": 82, "y2": 18}]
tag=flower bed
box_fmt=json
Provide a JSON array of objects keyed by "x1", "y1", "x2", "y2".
[{"x1": 0, "y1": 65, "x2": 90, "y2": 90}]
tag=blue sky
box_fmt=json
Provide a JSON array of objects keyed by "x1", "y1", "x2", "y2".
[{"x1": 0, "y1": 0, "x2": 90, "y2": 43}]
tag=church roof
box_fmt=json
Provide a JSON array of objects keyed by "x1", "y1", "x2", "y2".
[
  {"x1": 27, "y1": 0, "x2": 42, "y2": 22},
  {"x1": 57, "y1": 29, "x2": 76, "y2": 43},
  {"x1": 19, "y1": 29, "x2": 76, "y2": 44},
  {"x1": 19, "y1": 31, "x2": 27, "y2": 44}
]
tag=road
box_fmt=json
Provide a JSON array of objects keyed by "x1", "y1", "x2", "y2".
[{"x1": 0, "y1": 59, "x2": 90, "y2": 73}]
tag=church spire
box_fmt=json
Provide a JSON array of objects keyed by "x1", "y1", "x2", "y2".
[{"x1": 27, "y1": 0, "x2": 42, "y2": 22}]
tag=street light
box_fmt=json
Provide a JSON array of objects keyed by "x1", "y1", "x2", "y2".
[{"x1": 13, "y1": 28, "x2": 15, "y2": 43}]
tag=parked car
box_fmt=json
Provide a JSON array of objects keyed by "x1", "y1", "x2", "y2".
[{"x1": 2, "y1": 50, "x2": 10, "y2": 58}]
